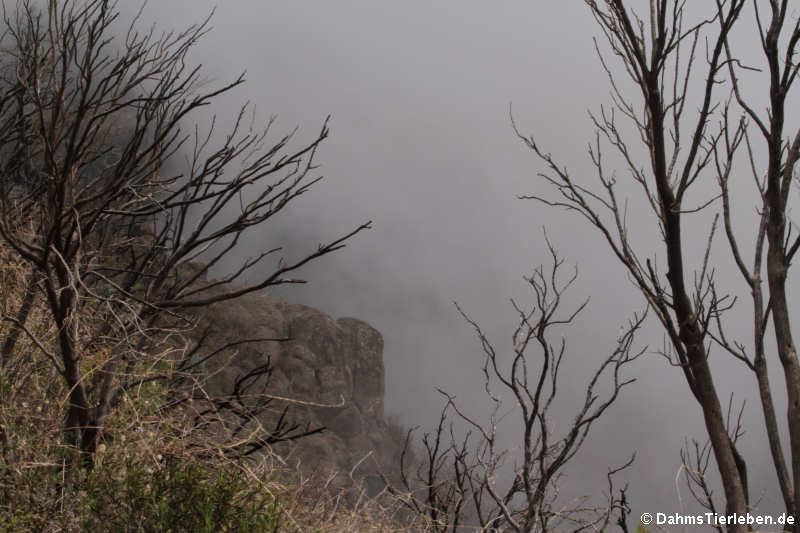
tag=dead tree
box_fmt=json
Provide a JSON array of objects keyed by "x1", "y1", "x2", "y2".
[
  {"x1": 518, "y1": 1, "x2": 800, "y2": 530},
  {"x1": 715, "y1": 0, "x2": 800, "y2": 521},
  {"x1": 0, "y1": 0, "x2": 369, "y2": 467},
  {"x1": 388, "y1": 241, "x2": 643, "y2": 533}
]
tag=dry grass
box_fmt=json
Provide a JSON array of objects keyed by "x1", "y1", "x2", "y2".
[{"x1": 0, "y1": 237, "x2": 437, "y2": 532}]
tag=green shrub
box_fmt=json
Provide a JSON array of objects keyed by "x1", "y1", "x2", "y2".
[{"x1": 82, "y1": 458, "x2": 288, "y2": 533}]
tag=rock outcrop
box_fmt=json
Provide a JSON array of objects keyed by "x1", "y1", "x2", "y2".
[{"x1": 198, "y1": 290, "x2": 401, "y2": 492}]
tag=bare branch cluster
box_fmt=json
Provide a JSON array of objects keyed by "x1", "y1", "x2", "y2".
[
  {"x1": 387, "y1": 244, "x2": 644, "y2": 532},
  {"x1": 0, "y1": 0, "x2": 368, "y2": 470}
]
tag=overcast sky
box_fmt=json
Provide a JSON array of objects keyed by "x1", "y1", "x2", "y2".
[{"x1": 122, "y1": 1, "x2": 794, "y2": 519}]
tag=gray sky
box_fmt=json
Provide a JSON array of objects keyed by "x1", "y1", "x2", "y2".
[{"x1": 124, "y1": 0, "x2": 792, "y2": 520}]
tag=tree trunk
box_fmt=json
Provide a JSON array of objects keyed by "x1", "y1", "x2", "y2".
[{"x1": 0, "y1": 278, "x2": 37, "y2": 367}]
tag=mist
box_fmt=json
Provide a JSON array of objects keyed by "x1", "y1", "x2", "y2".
[{"x1": 120, "y1": 1, "x2": 790, "y2": 520}]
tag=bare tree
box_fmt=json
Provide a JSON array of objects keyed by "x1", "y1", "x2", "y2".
[
  {"x1": 516, "y1": 1, "x2": 800, "y2": 530},
  {"x1": 0, "y1": 0, "x2": 369, "y2": 468},
  {"x1": 387, "y1": 241, "x2": 643, "y2": 533}
]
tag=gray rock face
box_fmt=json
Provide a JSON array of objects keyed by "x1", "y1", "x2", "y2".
[
  {"x1": 201, "y1": 293, "x2": 395, "y2": 483},
  {"x1": 339, "y1": 317, "x2": 385, "y2": 418}
]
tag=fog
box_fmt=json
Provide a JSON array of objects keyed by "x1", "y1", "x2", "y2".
[{"x1": 123, "y1": 1, "x2": 790, "y2": 520}]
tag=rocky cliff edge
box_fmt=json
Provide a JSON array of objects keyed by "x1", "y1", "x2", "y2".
[{"x1": 197, "y1": 290, "x2": 401, "y2": 493}]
